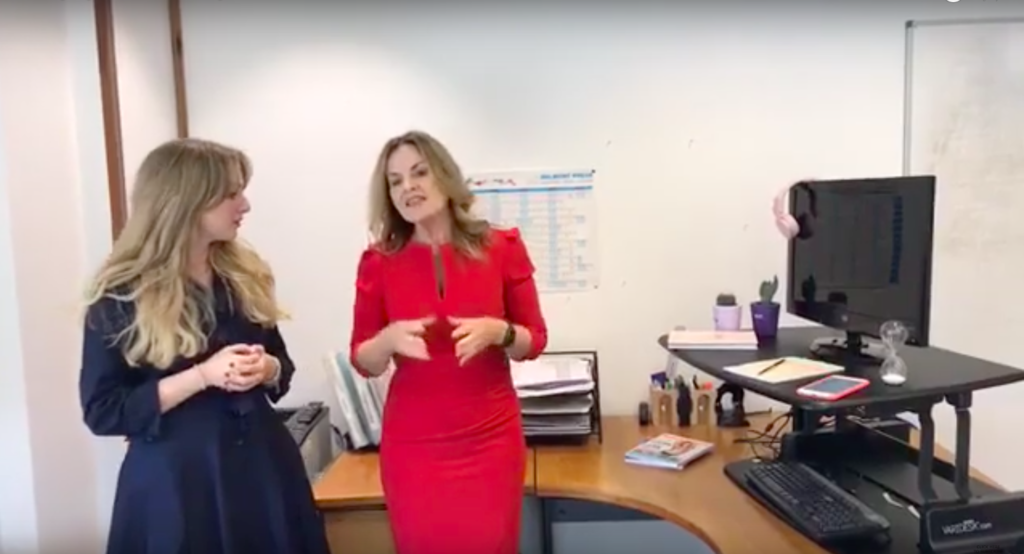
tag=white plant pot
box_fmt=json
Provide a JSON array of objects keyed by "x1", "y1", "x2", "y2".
[{"x1": 713, "y1": 305, "x2": 742, "y2": 331}]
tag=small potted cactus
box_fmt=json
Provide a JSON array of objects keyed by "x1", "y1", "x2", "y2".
[
  {"x1": 713, "y1": 292, "x2": 742, "y2": 331},
  {"x1": 751, "y1": 275, "x2": 781, "y2": 340}
]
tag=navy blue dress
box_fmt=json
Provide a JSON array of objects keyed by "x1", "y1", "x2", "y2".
[{"x1": 79, "y1": 279, "x2": 330, "y2": 554}]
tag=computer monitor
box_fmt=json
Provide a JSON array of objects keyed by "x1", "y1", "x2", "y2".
[{"x1": 786, "y1": 175, "x2": 935, "y2": 363}]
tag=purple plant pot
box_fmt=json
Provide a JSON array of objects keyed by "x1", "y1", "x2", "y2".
[{"x1": 750, "y1": 302, "x2": 780, "y2": 340}]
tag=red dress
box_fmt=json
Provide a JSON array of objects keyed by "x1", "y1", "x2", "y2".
[{"x1": 349, "y1": 227, "x2": 548, "y2": 554}]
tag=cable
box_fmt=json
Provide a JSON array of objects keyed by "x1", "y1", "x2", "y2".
[
  {"x1": 734, "y1": 411, "x2": 793, "y2": 460},
  {"x1": 734, "y1": 411, "x2": 838, "y2": 461}
]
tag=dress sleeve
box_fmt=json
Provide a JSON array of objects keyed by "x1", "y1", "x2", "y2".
[
  {"x1": 501, "y1": 228, "x2": 548, "y2": 360},
  {"x1": 79, "y1": 296, "x2": 163, "y2": 438},
  {"x1": 349, "y1": 248, "x2": 389, "y2": 377},
  {"x1": 260, "y1": 324, "x2": 295, "y2": 403}
]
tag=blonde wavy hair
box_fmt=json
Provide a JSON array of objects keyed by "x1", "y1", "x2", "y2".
[
  {"x1": 368, "y1": 130, "x2": 490, "y2": 257},
  {"x1": 85, "y1": 138, "x2": 286, "y2": 369}
]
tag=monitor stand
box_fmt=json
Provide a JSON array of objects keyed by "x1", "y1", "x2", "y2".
[{"x1": 809, "y1": 331, "x2": 887, "y2": 366}]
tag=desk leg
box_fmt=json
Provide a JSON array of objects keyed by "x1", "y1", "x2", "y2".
[
  {"x1": 791, "y1": 408, "x2": 818, "y2": 433},
  {"x1": 540, "y1": 498, "x2": 553, "y2": 554},
  {"x1": 948, "y1": 392, "x2": 973, "y2": 500},
  {"x1": 916, "y1": 406, "x2": 938, "y2": 502}
]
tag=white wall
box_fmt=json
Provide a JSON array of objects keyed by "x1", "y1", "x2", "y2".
[
  {"x1": 0, "y1": 0, "x2": 112, "y2": 552},
  {"x1": 178, "y1": 0, "x2": 1024, "y2": 490},
  {"x1": 3, "y1": 1, "x2": 1023, "y2": 550},
  {"x1": 112, "y1": 0, "x2": 177, "y2": 195},
  {"x1": 0, "y1": 62, "x2": 40, "y2": 554}
]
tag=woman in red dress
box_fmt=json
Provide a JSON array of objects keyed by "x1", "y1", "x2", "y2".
[{"x1": 348, "y1": 130, "x2": 548, "y2": 554}]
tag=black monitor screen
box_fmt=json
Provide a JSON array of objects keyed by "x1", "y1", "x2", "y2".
[{"x1": 786, "y1": 176, "x2": 935, "y2": 346}]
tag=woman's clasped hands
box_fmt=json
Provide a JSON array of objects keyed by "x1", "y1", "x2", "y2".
[{"x1": 196, "y1": 344, "x2": 278, "y2": 392}]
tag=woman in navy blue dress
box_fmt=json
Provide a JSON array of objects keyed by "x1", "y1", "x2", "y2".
[{"x1": 78, "y1": 138, "x2": 330, "y2": 554}]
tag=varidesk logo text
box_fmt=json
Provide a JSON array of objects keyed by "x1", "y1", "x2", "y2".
[{"x1": 941, "y1": 519, "x2": 993, "y2": 535}]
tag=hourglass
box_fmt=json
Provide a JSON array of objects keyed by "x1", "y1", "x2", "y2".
[{"x1": 879, "y1": 320, "x2": 908, "y2": 385}]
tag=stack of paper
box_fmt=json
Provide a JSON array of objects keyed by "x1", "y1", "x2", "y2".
[
  {"x1": 667, "y1": 329, "x2": 758, "y2": 350},
  {"x1": 512, "y1": 354, "x2": 596, "y2": 437}
]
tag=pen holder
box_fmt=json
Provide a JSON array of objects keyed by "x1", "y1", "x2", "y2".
[
  {"x1": 648, "y1": 386, "x2": 678, "y2": 426},
  {"x1": 691, "y1": 387, "x2": 715, "y2": 426}
]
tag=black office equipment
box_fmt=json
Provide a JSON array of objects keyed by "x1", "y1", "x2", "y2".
[
  {"x1": 675, "y1": 381, "x2": 692, "y2": 426},
  {"x1": 661, "y1": 328, "x2": 1024, "y2": 417},
  {"x1": 920, "y1": 493, "x2": 1024, "y2": 553},
  {"x1": 275, "y1": 402, "x2": 334, "y2": 479},
  {"x1": 745, "y1": 460, "x2": 891, "y2": 543},
  {"x1": 659, "y1": 171, "x2": 1024, "y2": 553},
  {"x1": 714, "y1": 382, "x2": 748, "y2": 428},
  {"x1": 638, "y1": 401, "x2": 651, "y2": 426},
  {"x1": 661, "y1": 328, "x2": 1024, "y2": 553},
  {"x1": 786, "y1": 175, "x2": 935, "y2": 364}
]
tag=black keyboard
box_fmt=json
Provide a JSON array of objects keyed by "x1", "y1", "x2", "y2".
[{"x1": 746, "y1": 461, "x2": 891, "y2": 544}]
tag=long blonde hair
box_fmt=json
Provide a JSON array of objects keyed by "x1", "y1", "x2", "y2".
[
  {"x1": 368, "y1": 130, "x2": 490, "y2": 257},
  {"x1": 85, "y1": 138, "x2": 286, "y2": 369}
]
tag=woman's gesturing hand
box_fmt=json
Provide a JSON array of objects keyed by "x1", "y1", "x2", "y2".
[
  {"x1": 384, "y1": 317, "x2": 435, "y2": 360},
  {"x1": 449, "y1": 316, "x2": 506, "y2": 366}
]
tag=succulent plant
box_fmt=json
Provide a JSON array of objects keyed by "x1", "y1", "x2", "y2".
[
  {"x1": 716, "y1": 293, "x2": 737, "y2": 306},
  {"x1": 758, "y1": 275, "x2": 779, "y2": 304}
]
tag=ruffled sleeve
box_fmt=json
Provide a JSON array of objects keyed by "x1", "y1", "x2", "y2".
[
  {"x1": 500, "y1": 228, "x2": 548, "y2": 360},
  {"x1": 349, "y1": 247, "x2": 389, "y2": 376},
  {"x1": 79, "y1": 295, "x2": 163, "y2": 438}
]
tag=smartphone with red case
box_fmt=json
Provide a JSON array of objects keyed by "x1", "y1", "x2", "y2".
[{"x1": 796, "y1": 374, "x2": 870, "y2": 401}]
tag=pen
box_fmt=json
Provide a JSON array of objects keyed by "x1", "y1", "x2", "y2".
[{"x1": 757, "y1": 359, "x2": 786, "y2": 376}]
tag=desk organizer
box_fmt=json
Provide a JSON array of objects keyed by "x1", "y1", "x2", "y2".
[
  {"x1": 648, "y1": 384, "x2": 715, "y2": 427},
  {"x1": 520, "y1": 350, "x2": 603, "y2": 445},
  {"x1": 333, "y1": 349, "x2": 604, "y2": 451}
]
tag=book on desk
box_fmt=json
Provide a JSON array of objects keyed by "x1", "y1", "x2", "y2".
[{"x1": 624, "y1": 433, "x2": 714, "y2": 471}]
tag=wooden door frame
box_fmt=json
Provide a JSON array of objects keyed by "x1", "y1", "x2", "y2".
[
  {"x1": 93, "y1": 0, "x2": 188, "y2": 240},
  {"x1": 94, "y1": 0, "x2": 126, "y2": 240},
  {"x1": 169, "y1": 0, "x2": 188, "y2": 139}
]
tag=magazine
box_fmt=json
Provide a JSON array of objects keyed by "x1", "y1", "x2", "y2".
[{"x1": 624, "y1": 433, "x2": 714, "y2": 470}]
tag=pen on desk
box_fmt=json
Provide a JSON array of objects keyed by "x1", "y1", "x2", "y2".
[{"x1": 757, "y1": 359, "x2": 786, "y2": 376}]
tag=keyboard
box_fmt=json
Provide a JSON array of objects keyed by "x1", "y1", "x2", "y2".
[{"x1": 746, "y1": 461, "x2": 891, "y2": 544}]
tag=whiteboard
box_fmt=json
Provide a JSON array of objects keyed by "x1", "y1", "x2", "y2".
[
  {"x1": 904, "y1": 18, "x2": 1024, "y2": 259},
  {"x1": 903, "y1": 18, "x2": 1024, "y2": 473}
]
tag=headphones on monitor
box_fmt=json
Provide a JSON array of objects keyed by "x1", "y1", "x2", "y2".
[{"x1": 773, "y1": 179, "x2": 818, "y2": 240}]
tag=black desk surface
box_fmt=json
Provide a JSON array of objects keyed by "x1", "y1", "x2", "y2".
[{"x1": 659, "y1": 327, "x2": 1024, "y2": 412}]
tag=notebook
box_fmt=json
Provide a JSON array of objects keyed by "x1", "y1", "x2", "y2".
[
  {"x1": 666, "y1": 329, "x2": 758, "y2": 350},
  {"x1": 723, "y1": 357, "x2": 844, "y2": 384}
]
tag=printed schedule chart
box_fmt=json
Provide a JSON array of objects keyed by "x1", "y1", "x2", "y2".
[{"x1": 468, "y1": 169, "x2": 599, "y2": 293}]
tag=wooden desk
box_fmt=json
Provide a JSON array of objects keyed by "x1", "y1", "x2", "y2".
[
  {"x1": 313, "y1": 415, "x2": 996, "y2": 554},
  {"x1": 313, "y1": 447, "x2": 536, "y2": 552},
  {"x1": 534, "y1": 416, "x2": 823, "y2": 554}
]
